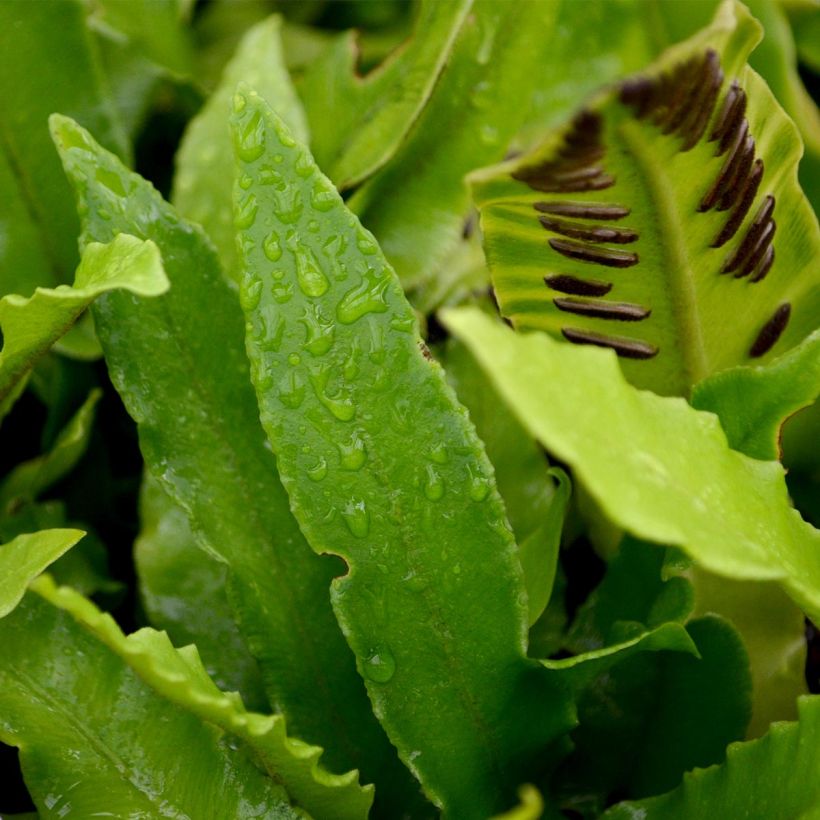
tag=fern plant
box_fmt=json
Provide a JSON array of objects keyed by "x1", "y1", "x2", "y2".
[{"x1": 0, "y1": 1, "x2": 818, "y2": 818}]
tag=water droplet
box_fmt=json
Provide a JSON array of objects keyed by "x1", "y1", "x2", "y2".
[
  {"x1": 295, "y1": 151, "x2": 313, "y2": 178},
  {"x1": 356, "y1": 226, "x2": 379, "y2": 255},
  {"x1": 300, "y1": 304, "x2": 334, "y2": 356},
  {"x1": 234, "y1": 108, "x2": 265, "y2": 162},
  {"x1": 311, "y1": 366, "x2": 354, "y2": 421},
  {"x1": 234, "y1": 193, "x2": 258, "y2": 229},
  {"x1": 232, "y1": 92, "x2": 247, "y2": 114},
  {"x1": 95, "y1": 168, "x2": 126, "y2": 197},
  {"x1": 272, "y1": 281, "x2": 294, "y2": 303},
  {"x1": 307, "y1": 219, "x2": 320, "y2": 233},
  {"x1": 288, "y1": 352, "x2": 301, "y2": 366},
  {"x1": 322, "y1": 234, "x2": 347, "y2": 258},
  {"x1": 468, "y1": 468, "x2": 491, "y2": 502},
  {"x1": 307, "y1": 457, "x2": 327, "y2": 482},
  {"x1": 240, "y1": 275, "x2": 263, "y2": 311},
  {"x1": 260, "y1": 315, "x2": 286, "y2": 352},
  {"x1": 363, "y1": 646, "x2": 395, "y2": 683},
  {"x1": 311, "y1": 182, "x2": 336, "y2": 212},
  {"x1": 343, "y1": 344, "x2": 360, "y2": 380},
  {"x1": 294, "y1": 244, "x2": 330, "y2": 297},
  {"x1": 427, "y1": 444, "x2": 448, "y2": 464},
  {"x1": 470, "y1": 80, "x2": 493, "y2": 110},
  {"x1": 390, "y1": 314, "x2": 415, "y2": 333},
  {"x1": 479, "y1": 124, "x2": 499, "y2": 146},
  {"x1": 263, "y1": 231, "x2": 282, "y2": 261},
  {"x1": 239, "y1": 173, "x2": 253, "y2": 190},
  {"x1": 277, "y1": 371, "x2": 304, "y2": 408},
  {"x1": 423, "y1": 464, "x2": 444, "y2": 501},
  {"x1": 273, "y1": 187, "x2": 303, "y2": 224},
  {"x1": 338, "y1": 431, "x2": 366, "y2": 470},
  {"x1": 259, "y1": 165, "x2": 284, "y2": 186},
  {"x1": 274, "y1": 123, "x2": 296, "y2": 148},
  {"x1": 342, "y1": 499, "x2": 370, "y2": 538},
  {"x1": 337, "y1": 269, "x2": 390, "y2": 324},
  {"x1": 403, "y1": 572, "x2": 428, "y2": 593}
]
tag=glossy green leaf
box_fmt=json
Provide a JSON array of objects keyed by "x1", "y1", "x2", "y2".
[
  {"x1": 692, "y1": 329, "x2": 820, "y2": 460},
  {"x1": 34, "y1": 575, "x2": 373, "y2": 820},
  {"x1": 557, "y1": 615, "x2": 751, "y2": 814},
  {"x1": 51, "y1": 115, "x2": 416, "y2": 806},
  {"x1": 603, "y1": 695, "x2": 820, "y2": 819},
  {"x1": 298, "y1": 0, "x2": 471, "y2": 189},
  {"x1": 0, "y1": 234, "x2": 168, "y2": 407},
  {"x1": 135, "y1": 471, "x2": 268, "y2": 710},
  {"x1": 0, "y1": 591, "x2": 299, "y2": 820},
  {"x1": 232, "y1": 88, "x2": 571, "y2": 818},
  {"x1": 349, "y1": 0, "x2": 560, "y2": 293},
  {"x1": 0, "y1": 530, "x2": 83, "y2": 618},
  {"x1": 174, "y1": 14, "x2": 308, "y2": 281},
  {"x1": 471, "y1": 0, "x2": 820, "y2": 396},
  {"x1": 0, "y1": 0, "x2": 128, "y2": 295},
  {"x1": 0, "y1": 390, "x2": 100, "y2": 518},
  {"x1": 442, "y1": 307, "x2": 820, "y2": 622}
]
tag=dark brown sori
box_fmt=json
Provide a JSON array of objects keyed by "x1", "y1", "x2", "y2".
[{"x1": 750, "y1": 303, "x2": 791, "y2": 357}]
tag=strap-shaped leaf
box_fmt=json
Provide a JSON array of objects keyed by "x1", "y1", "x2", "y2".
[
  {"x1": 51, "y1": 115, "x2": 417, "y2": 808},
  {"x1": 603, "y1": 694, "x2": 820, "y2": 819},
  {"x1": 33, "y1": 576, "x2": 373, "y2": 820},
  {"x1": 471, "y1": 0, "x2": 820, "y2": 396},
  {"x1": 173, "y1": 14, "x2": 308, "y2": 281},
  {"x1": 442, "y1": 307, "x2": 820, "y2": 623},
  {"x1": 0, "y1": 590, "x2": 299, "y2": 819},
  {"x1": 0, "y1": 530, "x2": 83, "y2": 618},
  {"x1": 692, "y1": 328, "x2": 820, "y2": 460},
  {"x1": 0, "y1": 234, "x2": 168, "y2": 406},
  {"x1": 232, "y1": 88, "x2": 572, "y2": 817},
  {"x1": 297, "y1": 0, "x2": 471, "y2": 189}
]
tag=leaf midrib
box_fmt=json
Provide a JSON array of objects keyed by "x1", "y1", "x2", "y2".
[{"x1": 616, "y1": 119, "x2": 709, "y2": 390}]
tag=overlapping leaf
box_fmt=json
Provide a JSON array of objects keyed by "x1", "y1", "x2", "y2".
[
  {"x1": 51, "y1": 115, "x2": 418, "y2": 809},
  {"x1": 442, "y1": 307, "x2": 820, "y2": 622},
  {"x1": 232, "y1": 88, "x2": 572, "y2": 818},
  {"x1": 471, "y1": 0, "x2": 820, "y2": 396},
  {"x1": 0, "y1": 234, "x2": 168, "y2": 409},
  {"x1": 0, "y1": 590, "x2": 299, "y2": 819}
]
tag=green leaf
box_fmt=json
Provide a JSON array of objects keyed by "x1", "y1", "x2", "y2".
[
  {"x1": 33, "y1": 575, "x2": 374, "y2": 820},
  {"x1": 232, "y1": 87, "x2": 572, "y2": 817},
  {"x1": 0, "y1": 530, "x2": 83, "y2": 618},
  {"x1": 297, "y1": 0, "x2": 471, "y2": 189},
  {"x1": 0, "y1": 234, "x2": 168, "y2": 407},
  {"x1": 441, "y1": 307, "x2": 820, "y2": 622},
  {"x1": 173, "y1": 14, "x2": 308, "y2": 280},
  {"x1": 691, "y1": 329, "x2": 820, "y2": 460},
  {"x1": 349, "y1": 0, "x2": 560, "y2": 294},
  {"x1": 135, "y1": 471, "x2": 268, "y2": 711},
  {"x1": 0, "y1": 0, "x2": 128, "y2": 294},
  {"x1": 557, "y1": 615, "x2": 751, "y2": 813},
  {"x1": 471, "y1": 0, "x2": 820, "y2": 396},
  {"x1": 491, "y1": 785, "x2": 545, "y2": 820},
  {"x1": 0, "y1": 591, "x2": 299, "y2": 819},
  {"x1": 603, "y1": 695, "x2": 820, "y2": 820},
  {"x1": 0, "y1": 390, "x2": 100, "y2": 517},
  {"x1": 51, "y1": 114, "x2": 417, "y2": 808}
]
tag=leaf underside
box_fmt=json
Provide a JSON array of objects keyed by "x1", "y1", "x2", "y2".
[{"x1": 471, "y1": 0, "x2": 820, "y2": 397}]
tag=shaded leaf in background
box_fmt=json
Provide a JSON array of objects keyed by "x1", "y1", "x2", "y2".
[
  {"x1": 173, "y1": 14, "x2": 308, "y2": 281},
  {"x1": 135, "y1": 471, "x2": 268, "y2": 710},
  {"x1": 603, "y1": 695, "x2": 820, "y2": 820},
  {"x1": 442, "y1": 308, "x2": 820, "y2": 622},
  {"x1": 471, "y1": 0, "x2": 820, "y2": 396},
  {"x1": 0, "y1": 591, "x2": 299, "y2": 820},
  {"x1": 51, "y1": 115, "x2": 419, "y2": 811},
  {"x1": 233, "y1": 88, "x2": 570, "y2": 818},
  {"x1": 0, "y1": 234, "x2": 168, "y2": 411}
]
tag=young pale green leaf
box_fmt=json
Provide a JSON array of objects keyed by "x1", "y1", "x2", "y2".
[
  {"x1": 603, "y1": 695, "x2": 820, "y2": 819},
  {"x1": 557, "y1": 615, "x2": 751, "y2": 813},
  {"x1": 297, "y1": 0, "x2": 471, "y2": 189},
  {"x1": 491, "y1": 786, "x2": 545, "y2": 820},
  {"x1": 173, "y1": 14, "x2": 308, "y2": 281},
  {"x1": 0, "y1": 591, "x2": 299, "y2": 820},
  {"x1": 0, "y1": 234, "x2": 167, "y2": 407},
  {"x1": 471, "y1": 0, "x2": 820, "y2": 397},
  {"x1": 691, "y1": 329, "x2": 820, "y2": 460},
  {"x1": 232, "y1": 88, "x2": 572, "y2": 818},
  {"x1": 349, "y1": 0, "x2": 560, "y2": 293},
  {"x1": 0, "y1": 389, "x2": 100, "y2": 517},
  {"x1": 34, "y1": 576, "x2": 374, "y2": 820},
  {"x1": 51, "y1": 116, "x2": 418, "y2": 808},
  {"x1": 0, "y1": 530, "x2": 84, "y2": 618},
  {"x1": 135, "y1": 471, "x2": 268, "y2": 711},
  {"x1": 442, "y1": 307, "x2": 820, "y2": 623},
  {"x1": 0, "y1": 0, "x2": 128, "y2": 295}
]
